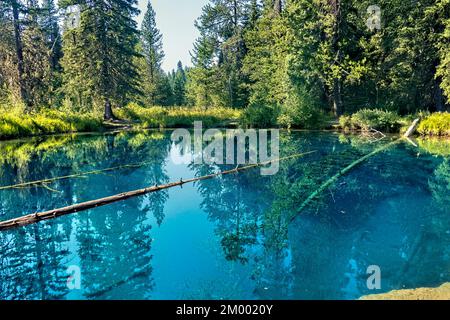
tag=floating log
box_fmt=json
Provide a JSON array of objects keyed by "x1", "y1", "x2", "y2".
[{"x1": 0, "y1": 151, "x2": 317, "y2": 231}]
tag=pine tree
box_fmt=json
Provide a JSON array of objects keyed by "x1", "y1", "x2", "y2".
[
  {"x1": 9, "y1": 0, "x2": 28, "y2": 106},
  {"x1": 189, "y1": 0, "x2": 255, "y2": 108},
  {"x1": 22, "y1": 20, "x2": 52, "y2": 108},
  {"x1": 41, "y1": 0, "x2": 62, "y2": 72},
  {"x1": 243, "y1": 1, "x2": 288, "y2": 107},
  {"x1": 60, "y1": 0, "x2": 141, "y2": 118},
  {"x1": 141, "y1": 0, "x2": 165, "y2": 105},
  {"x1": 286, "y1": 0, "x2": 371, "y2": 117},
  {"x1": 172, "y1": 61, "x2": 186, "y2": 105},
  {"x1": 0, "y1": 1, "x2": 16, "y2": 101}
]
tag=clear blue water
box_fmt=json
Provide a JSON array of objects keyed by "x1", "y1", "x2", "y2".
[{"x1": 0, "y1": 130, "x2": 449, "y2": 300}]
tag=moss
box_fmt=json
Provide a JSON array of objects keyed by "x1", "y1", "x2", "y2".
[{"x1": 417, "y1": 112, "x2": 450, "y2": 136}]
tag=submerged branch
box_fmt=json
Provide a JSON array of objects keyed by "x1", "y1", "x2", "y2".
[{"x1": 0, "y1": 160, "x2": 160, "y2": 191}]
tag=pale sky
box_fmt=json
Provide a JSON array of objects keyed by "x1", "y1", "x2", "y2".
[{"x1": 136, "y1": 0, "x2": 209, "y2": 73}]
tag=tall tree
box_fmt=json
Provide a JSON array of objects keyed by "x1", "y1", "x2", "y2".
[
  {"x1": 286, "y1": 0, "x2": 372, "y2": 117},
  {"x1": 243, "y1": 0, "x2": 288, "y2": 107},
  {"x1": 188, "y1": 0, "x2": 255, "y2": 108},
  {"x1": 60, "y1": 0, "x2": 141, "y2": 119},
  {"x1": 141, "y1": 0, "x2": 165, "y2": 105},
  {"x1": 0, "y1": 1, "x2": 16, "y2": 101},
  {"x1": 10, "y1": 0, "x2": 28, "y2": 106},
  {"x1": 172, "y1": 61, "x2": 187, "y2": 106},
  {"x1": 41, "y1": 0, "x2": 62, "y2": 72}
]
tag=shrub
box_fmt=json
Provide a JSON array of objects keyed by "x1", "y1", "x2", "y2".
[
  {"x1": 417, "y1": 112, "x2": 450, "y2": 136},
  {"x1": 339, "y1": 109, "x2": 402, "y2": 133},
  {"x1": 277, "y1": 86, "x2": 329, "y2": 129},
  {"x1": 339, "y1": 115, "x2": 353, "y2": 131},
  {"x1": 240, "y1": 101, "x2": 279, "y2": 128}
]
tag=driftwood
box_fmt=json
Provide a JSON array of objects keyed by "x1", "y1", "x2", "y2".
[{"x1": 0, "y1": 151, "x2": 317, "y2": 231}]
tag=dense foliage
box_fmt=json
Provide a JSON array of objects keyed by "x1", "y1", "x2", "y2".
[
  {"x1": 0, "y1": 0, "x2": 449, "y2": 130},
  {"x1": 188, "y1": 0, "x2": 450, "y2": 126}
]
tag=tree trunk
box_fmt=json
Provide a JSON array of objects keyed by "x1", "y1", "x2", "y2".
[
  {"x1": 233, "y1": 0, "x2": 238, "y2": 30},
  {"x1": 104, "y1": 99, "x2": 115, "y2": 121},
  {"x1": 434, "y1": 78, "x2": 444, "y2": 112},
  {"x1": 11, "y1": 0, "x2": 28, "y2": 107},
  {"x1": 329, "y1": 0, "x2": 343, "y2": 118},
  {"x1": 332, "y1": 77, "x2": 343, "y2": 117},
  {"x1": 274, "y1": 0, "x2": 282, "y2": 14}
]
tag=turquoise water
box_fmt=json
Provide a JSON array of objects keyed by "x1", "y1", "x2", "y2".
[{"x1": 0, "y1": 130, "x2": 449, "y2": 300}]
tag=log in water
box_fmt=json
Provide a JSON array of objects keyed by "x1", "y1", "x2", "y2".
[{"x1": 0, "y1": 151, "x2": 316, "y2": 231}]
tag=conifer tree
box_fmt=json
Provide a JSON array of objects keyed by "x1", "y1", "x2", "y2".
[
  {"x1": 172, "y1": 61, "x2": 187, "y2": 106},
  {"x1": 141, "y1": 0, "x2": 165, "y2": 105},
  {"x1": 60, "y1": 0, "x2": 141, "y2": 118},
  {"x1": 41, "y1": 0, "x2": 62, "y2": 72}
]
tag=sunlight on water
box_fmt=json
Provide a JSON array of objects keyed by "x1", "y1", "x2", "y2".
[{"x1": 0, "y1": 130, "x2": 448, "y2": 300}]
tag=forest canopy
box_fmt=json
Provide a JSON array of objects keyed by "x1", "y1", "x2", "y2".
[{"x1": 0, "y1": 0, "x2": 449, "y2": 127}]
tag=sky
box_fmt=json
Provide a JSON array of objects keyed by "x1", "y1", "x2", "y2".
[{"x1": 136, "y1": 0, "x2": 210, "y2": 73}]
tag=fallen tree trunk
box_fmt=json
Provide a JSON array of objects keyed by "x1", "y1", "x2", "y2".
[
  {"x1": 289, "y1": 118, "x2": 421, "y2": 221},
  {"x1": 289, "y1": 138, "x2": 402, "y2": 223},
  {"x1": 404, "y1": 118, "x2": 420, "y2": 138},
  {"x1": 0, "y1": 151, "x2": 316, "y2": 231}
]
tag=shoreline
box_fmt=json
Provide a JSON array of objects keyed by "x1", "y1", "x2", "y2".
[{"x1": 360, "y1": 283, "x2": 450, "y2": 300}]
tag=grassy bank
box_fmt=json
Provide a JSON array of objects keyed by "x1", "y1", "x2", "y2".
[
  {"x1": 115, "y1": 103, "x2": 242, "y2": 128},
  {"x1": 0, "y1": 109, "x2": 103, "y2": 140},
  {"x1": 1, "y1": 104, "x2": 448, "y2": 141},
  {"x1": 339, "y1": 110, "x2": 450, "y2": 136},
  {"x1": 417, "y1": 112, "x2": 450, "y2": 136},
  {"x1": 0, "y1": 104, "x2": 242, "y2": 140}
]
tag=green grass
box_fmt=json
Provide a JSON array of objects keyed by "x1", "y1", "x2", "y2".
[
  {"x1": 116, "y1": 103, "x2": 242, "y2": 128},
  {"x1": 417, "y1": 112, "x2": 450, "y2": 136},
  {"x1": 0, "y1": 103, "x2": 241, "y2": 140},
  {"x1": 0, "y1": 109, "x2": 103, "y2": 140},
  {"x1": 1, "y1": 103, "x2": 446, "y2": 141}
]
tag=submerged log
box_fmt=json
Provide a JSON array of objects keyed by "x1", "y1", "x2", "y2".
[
  {"x1": 289, "y1": 139, "x2": 402, "y2": 222},
  {"x1": 0, "y1": 151, "x2": 317, "y2": 231},
  {"x1": 289, "y1": 119, "x2": 421, "y2": 221}
]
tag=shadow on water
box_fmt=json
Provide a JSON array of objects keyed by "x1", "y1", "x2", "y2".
[{"x1": 0, "y1": 130, "x2": 448, "y2": 299}]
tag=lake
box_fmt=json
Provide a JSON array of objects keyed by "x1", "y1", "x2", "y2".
[{"x1": 0, "y1": 130, "x2": 449, "y2": 300}]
